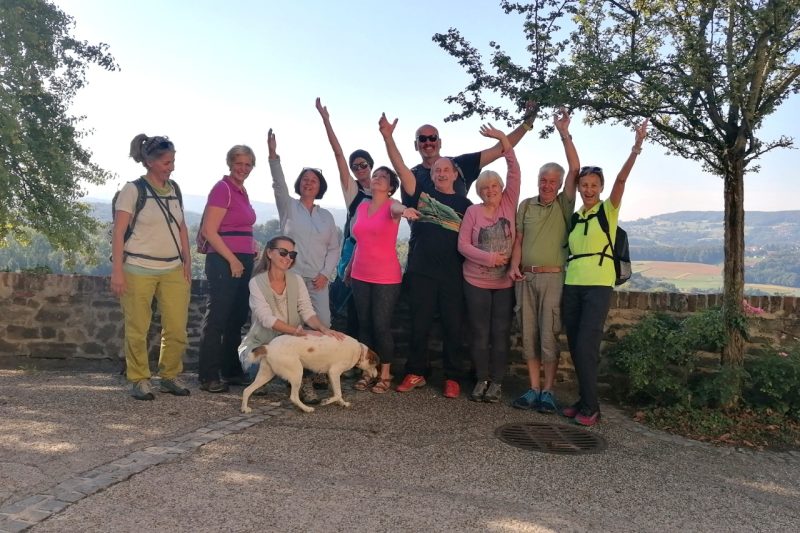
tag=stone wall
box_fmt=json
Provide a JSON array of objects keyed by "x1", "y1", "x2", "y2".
[{"x1": 1, "y1": 273, "x2": 798, "y2": 376}]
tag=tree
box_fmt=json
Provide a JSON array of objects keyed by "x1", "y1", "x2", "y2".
[
  {"x1": 435, "y1": 0, "x2": 800, "y2": 376},
  {"x1": 0, "y1": 0, "x2": 117, "y2": 257}
]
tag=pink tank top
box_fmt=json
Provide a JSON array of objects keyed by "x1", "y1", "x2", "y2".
[{"x1": 351, "y1": 200, "x2": 402, "y2": 284}]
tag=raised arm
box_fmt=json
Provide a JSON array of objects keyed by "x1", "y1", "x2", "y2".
[
  {"x1": 267, "y1": 128, "x2": 290, "y2": 222},
  {"x1": 554, "y1": 107, "x2": 579, "y2": 201},
  {"x1": 479, "y1": 123, "x2": 521, "y2": 206},
  {"x1": 379, "y1": 113, "x2": 416, "y2": 197},
  {"x1": 478, "y1": 101, "x2": 539, "y2": 168},
  {"x1": 315, "y1": 98, "x2": 354, "y2": 195},
  {"x1": 609, "y1": 119, "x2": 648, "y2": 209}
]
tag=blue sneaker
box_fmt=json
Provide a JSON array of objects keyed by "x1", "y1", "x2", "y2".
[
  {"x1": 537, "y1": 390, "x2": 558, "y2": 414},
  {"x1": 511, "y1": 388, "x2": 540, "y2": 410}
]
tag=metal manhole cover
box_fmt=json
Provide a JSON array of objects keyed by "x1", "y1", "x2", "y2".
[{"x1": 495, "y1": 422, "x2": 607, "y2": 455}]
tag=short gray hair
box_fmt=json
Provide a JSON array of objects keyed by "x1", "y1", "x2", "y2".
[
  {"x1": 226, "y1": 145, "x2": 256, "y2": 168},
  {"x1": 475, "y1": 170, "x2": 504, "y2": 195},
  {"x1": 538, "y1": 162, "x2": 565, "y2": 181}
]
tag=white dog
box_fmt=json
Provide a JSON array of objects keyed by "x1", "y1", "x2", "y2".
[{"x1": 240, "y1": 334, "x2": 379, "y2": 414}]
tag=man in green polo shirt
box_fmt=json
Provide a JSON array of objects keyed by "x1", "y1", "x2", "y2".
[{"x1": 508, "y1": 109, "x2": 578, "y2": 413}]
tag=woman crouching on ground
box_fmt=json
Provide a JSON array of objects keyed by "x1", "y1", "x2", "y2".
[{"x1": 457, "y1": 124, "x2": 521, "y2": 403}]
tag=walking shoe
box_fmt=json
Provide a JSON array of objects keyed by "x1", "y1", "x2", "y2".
[
  {"x1": 511, "y1": 388, "x2": 540, "y2": 410},
  {"x1": 483, "y1": 383, "x2": 502, "y2": 403},
  {"x1": 574, "y1": 410, "x2": 601, "y2": 427},
  {"x1": 443, "y1": 379, "x2": 460, "y2": 399},
  {"x1": 160, "y1": 378, "x2": 190, "y2": 396},
  {"x1": 537, "y1": 390, "x2": 558, "y2": 414},
  {"x1": 470, "y1": 381, "x2": 489, "y2": 402},
  {"x1": 300, "y1": 378, "x2": 320, "y2": 405},
  {"x1": 561, "y1": 403, "x2": 580, "y2": 418},
  {"x1": 396, "y1": 374, "x2": 426, "y2": 392},
  {"x1": 222, "y1": 374, "x2": 253, "y2": 387},
  {"x1": 130, "y1": 380, "x2": 155, "y2": 401},
  {"x1": 199, "y1": 380, "x2": 229, "y2": 393}
]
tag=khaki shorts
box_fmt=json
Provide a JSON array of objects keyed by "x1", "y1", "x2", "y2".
[{"x1": 515, "y1": 272, "x2": 563, "y2": 363}]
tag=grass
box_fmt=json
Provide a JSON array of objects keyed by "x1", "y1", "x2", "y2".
[{"x1": 632, "y1": 261, "x2": 800, "y2": 296}]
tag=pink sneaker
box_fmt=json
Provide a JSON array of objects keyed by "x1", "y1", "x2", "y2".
[
  {"x1": 443, "y1": 379, "x2": 460, "y2": 399},
  {"x1": 396, "y1": 374, "x2": 426, "y2": 392},
  {"x1": 561, "y1": 404, "x2": 580, "y2": 418},
  {"x1": 574, "y1": 411, "x2": 601, "y2": 427}
]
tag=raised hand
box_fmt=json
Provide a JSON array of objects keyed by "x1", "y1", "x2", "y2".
[
  {"x1": 267, "y1": 128, "x2": 277, "y2": 156},
  {"x1": 634, "y1": 118, "x2": 649, "y2": 147},
  {"x1": 378, "y1": 113, "x2": 398, "y2": 138},
  {"x1": 315, "y1": 97, "x2": 329, "y2": 121},
  {"x1": 554, "y1": 107, "x2": 571, "y2": 133},
  {"x1": 479, "y1": 123, "x2": 506, "y2": 140}
]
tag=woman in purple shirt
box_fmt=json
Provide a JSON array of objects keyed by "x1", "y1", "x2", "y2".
[{"x1": 197, "y1": 145, "x2": 258, "y2": 393}]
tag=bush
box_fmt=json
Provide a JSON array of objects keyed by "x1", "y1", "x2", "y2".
[{"x1": 744, "y1": 346, "x2": 800, "y2": 419}]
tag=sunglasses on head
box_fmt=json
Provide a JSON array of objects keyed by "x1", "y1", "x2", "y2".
[
  {"x1": 417, "y1": 134, "x2": 439, "y2": 143},
  {"x1": 351, "y1": 161, "x2": 370, "y2": 171},
  {"x1": 302, "y1": 167, "x2": 322, "y2": 174},
  {"x1": 579, "y1": 166, "x2": 603, "y2": 177},
  {"x1": 270, "y1": 247, "x2": 298, "y2": 260}
]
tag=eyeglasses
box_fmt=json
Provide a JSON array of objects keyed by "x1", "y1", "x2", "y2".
[
  {"x1": 270, "y1": 247, "x2": 298, "y2": 260},
  {"x1": 579, "y1": 166, "x2": 603, "y2": 177},
  {"x1": 417, "y1": 134, "x2": 439, "y2": 143},
  {"x1": 351, "y1": 161, "x2": 370, "y2": 171}
]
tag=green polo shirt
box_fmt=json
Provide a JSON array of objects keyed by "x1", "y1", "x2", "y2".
[
  {"x1": 565, "y1": 199, "x2": 619, "y2": 287},
  {"x1": 516, "y1": 192, "x2": 575, "y2": 267}
]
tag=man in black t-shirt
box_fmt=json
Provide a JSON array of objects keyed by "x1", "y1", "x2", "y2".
[{"x1": 410, "y1": 111, "x2": 535, "y2": 197}]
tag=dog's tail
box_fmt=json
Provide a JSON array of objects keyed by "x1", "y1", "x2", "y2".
[{"x1": 244, "y1": 345, "x2": 268, "y2": 369}]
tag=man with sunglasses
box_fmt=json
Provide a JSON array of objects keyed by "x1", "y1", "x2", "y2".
[
  {"x1": 410, "y1": 103, "x2": 537, "y2": 198},
  {"x1": 508, "y1": 108, "x2": 578, "y2": 414}
]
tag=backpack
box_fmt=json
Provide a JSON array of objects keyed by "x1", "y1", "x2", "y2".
[
  {"x1": 567, "y1": 202, "x2": 631, "y2": 286},
  {"x1": 110, "y1": 177, "x2": 184, "y2": 261}
]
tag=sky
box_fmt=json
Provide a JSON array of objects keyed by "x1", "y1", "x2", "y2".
[{"x1": 56, "y1": 0, "x2": 798, "y2": 222}]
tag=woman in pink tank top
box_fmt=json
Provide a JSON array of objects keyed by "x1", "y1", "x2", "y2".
[{"x1": 350, "y1": 166, "x2": 418, "y2": 394}]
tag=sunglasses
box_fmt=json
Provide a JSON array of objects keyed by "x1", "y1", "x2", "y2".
[
  {"x1": 417, "y1": 134, "x2": 439, "y2": 143},
  {"x1": 351, "y1": 161, "x2": 370, "y2": 171},
  {"x1": 270, "y1": 247, "x2": 298, "y2": 260},
  {"x1": 579, "y1": 166, "x2": 603, "y2": 177},
  {"x1": 302, "y1": 167, "x2": 322, "y2": 173}
]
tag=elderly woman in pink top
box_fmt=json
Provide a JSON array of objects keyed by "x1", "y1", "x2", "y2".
[
  {"x1": 457, "y1": 125, "x2": 522, "y2": 403},
  {"x1": 350, "y1": 166, "x2": 418, "y2": 394}
]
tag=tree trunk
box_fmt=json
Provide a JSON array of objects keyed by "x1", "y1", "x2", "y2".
[{"x1": 721, "y1": 157, "x2": 745, "y2": 368}]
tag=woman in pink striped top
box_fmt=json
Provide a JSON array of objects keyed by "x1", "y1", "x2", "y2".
[
  {"x1": 457, "y1": 124, "x2": 522, "y2": 403},
  {"x1": 350, "y1": 166, "x2": 418, "y2": 394}
]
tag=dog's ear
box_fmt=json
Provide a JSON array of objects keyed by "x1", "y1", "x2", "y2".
[
  {"x1": 367, "y1": 348, "x2": 379, "y2": 366},
  {"x1": 253, "y1": 346, "x2": 268, "y2": 357}
]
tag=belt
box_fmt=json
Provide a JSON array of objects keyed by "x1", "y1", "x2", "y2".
[{"x1": 521, "y1": 266, "x2": 563, "y2": 274}]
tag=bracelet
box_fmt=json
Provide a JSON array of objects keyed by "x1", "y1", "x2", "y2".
[
  {"x1": 522, "y1": 121, "x2": 533, "y2": 132},
  {"x1": 561, "y1": 134, "x2": 572, "y2": 141},
  {"x1": 631, "y1": 145, "x2": 642, "y2": 155}
]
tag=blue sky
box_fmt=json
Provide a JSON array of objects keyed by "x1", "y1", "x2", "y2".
[{"x1": 58, "y1": 0, "x2": 797, "y2": 221}]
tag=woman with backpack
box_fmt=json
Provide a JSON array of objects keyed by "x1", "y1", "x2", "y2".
[
  {"x1": 111, "y1": 134, "x2": 191, "y2": 401},
  {"x1": 561, "y1": 119, "x2": 648, "y2": 426},
  {"x1": 196, "y1": 145, "x2": 259, "y2": 393}
]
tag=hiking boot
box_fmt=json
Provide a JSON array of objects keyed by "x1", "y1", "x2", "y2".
[
  {"x1": 443, "y1": 379, "x2": 460, "y2": 399},
  {"x1": 199, "y1": 380, "x2": 229, "y2": 393},
  {"x1": 537, "y1": 390, "x2": 558, "y2": 414},
  {"x1": 396, "y1": 374, "x2": 426, "y2": 392},
  {"x1": 160, "y1": 378, "x2": 190, "y2": 396},
  {"x1": 300, "y1": 377, "x2": 320, "y2": 405},
  {"x1": 574, "y1": 410, "x2": 601, "y2": 427},
  {"x1": 470, "y1": 380, "x2": 489, "y2": 402},
  {"x1": 483, "y1": 383, "x2": 502, "y2": 403},
  {"x1": 131, "y1": 380, "x2": 155, "y2": 401},
  {"x1": 511, "y1": 388, "x2": 540, "y2": 410},
  {"x1": 561, "y1": 403, "x2": 580, "y2": 418}
]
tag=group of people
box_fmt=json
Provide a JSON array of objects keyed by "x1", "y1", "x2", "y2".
[{"x1": 110, "y1": 101, "x2": 648, "y2": 427}]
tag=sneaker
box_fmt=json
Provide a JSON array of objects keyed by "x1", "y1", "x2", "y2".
[
  {"x1": 131, "y1": 380, "x2": 155, "y2": 401},
  {"x1": 574, "y1": 410, "x2": 601, "y2": 427},
  {"x1": 511, "y1": 388, "x2": 540, "y2": 410},
  {"x1": 470, "y1": 381, "x2": 489, "y2": 402},
  {"x1": 160, "y1": 378, "x2": 190, "y2": 396},
  {"x1": 483, "y1": 383, "x2": 502, "y2": 403},
  {"x1": 396, "y1": 374, "x2": 426, "y2": 393},
  {"x1": 561, "y1": 403, "x2": 580, "y2": 418},
  {"x1": 443, "y1": 379, "x2": 460, "y2": 399},
  {"x1": 537, "y1": 390, "x2": 557, "y2": 414},
  {"x1": 299, "y1": 378, "x2": 320, "y2": 405},
  {"x1": 199, "y1": 380, "x2": 229, "y2": 393}
]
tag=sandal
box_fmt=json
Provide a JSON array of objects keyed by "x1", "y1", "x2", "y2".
[
  {"x1": 370, "y1": 377, "x2": 393, "y2": 394},
  {"x1": 353, "y1": 376, "x2": 374, "y2": 391}
]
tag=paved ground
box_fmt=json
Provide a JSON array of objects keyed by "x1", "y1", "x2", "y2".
[{"x1": 1, "y1": 367, "x2": 799, "y2": 532}]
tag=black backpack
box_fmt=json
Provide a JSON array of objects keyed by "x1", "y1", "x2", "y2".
[
  {"x1": 110, "y1": 177, "x2": 184, "y2": 260},
  {"x1": 568, "y1": 203, "x2": 631, "y2": 286}
]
